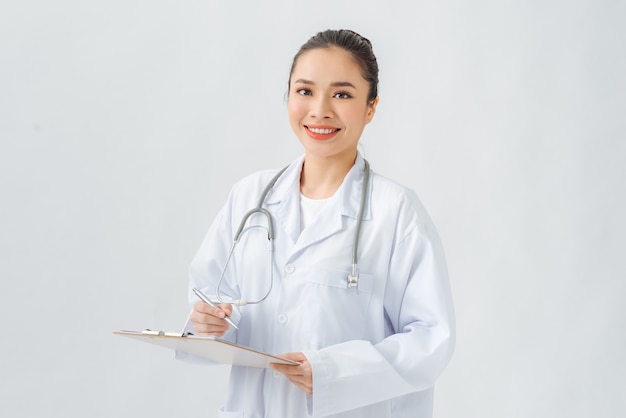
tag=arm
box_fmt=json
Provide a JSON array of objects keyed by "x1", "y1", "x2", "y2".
[
  {"x1": 180, "y1": 188, "x2": 244, "y2": 344},
  {"x1": 304, "y1": 220, "x2": 455, "y2": 417}
]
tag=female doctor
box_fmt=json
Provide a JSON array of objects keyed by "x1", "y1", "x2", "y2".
[{"x1": 183, "y1": 29, "x2": 455, "y2": 418}]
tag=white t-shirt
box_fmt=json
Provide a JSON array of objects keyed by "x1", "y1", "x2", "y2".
[{"x1": 300, "y1": 193, "x2": 330, "y2": 230}]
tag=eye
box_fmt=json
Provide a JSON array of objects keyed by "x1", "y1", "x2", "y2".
[
  {"x1": 296, "y1": 88, "x2": 312, "y2": 96},
  {"x1": 333, "y1": 92, "x2": 352, "y2": 99}
]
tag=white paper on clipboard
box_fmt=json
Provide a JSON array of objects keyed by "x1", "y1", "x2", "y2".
[{"x1": 114, "y1": 330, "x2": 300, "y2": 368}]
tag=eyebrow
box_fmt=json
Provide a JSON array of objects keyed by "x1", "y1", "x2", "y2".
[{"x1": 293, "y1": 79, "x2": 357, "y2": 89}]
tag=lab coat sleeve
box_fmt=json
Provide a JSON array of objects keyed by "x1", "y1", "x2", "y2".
[
  {"x1": 176, "y1": 188, "x2": 243, "y2": 363},
  {"x1": 304, "y1": 218, "x2": 455, "y2": 417}
]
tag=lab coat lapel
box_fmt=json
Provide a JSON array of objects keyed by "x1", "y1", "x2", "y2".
[
  {"x1": 273, "y1": 189, "x2": 301, "y2": 246},
  {"x1": 293, "y1": 155, "x2": 372, "y2": 256},
  {"x1": 269, "y1": 178, "x2": 344, "y2": 257},
  {"x1": 264, "y1": 154, "x2": 372, "y2": 259},
  {"x1": 264, "y1": 156, "x2": 303, "y2": 246},
  {"x1": 292, "y1": 197, "x2": 343, "y2": 255}
]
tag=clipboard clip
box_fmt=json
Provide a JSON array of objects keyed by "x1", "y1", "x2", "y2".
[{"x1": 142, "y1": 329, "x2": 191, "y2": 337}]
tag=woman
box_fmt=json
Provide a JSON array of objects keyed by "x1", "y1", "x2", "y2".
[{"x1": 183, "y1": 29, "x2": 455, "y2": 418}]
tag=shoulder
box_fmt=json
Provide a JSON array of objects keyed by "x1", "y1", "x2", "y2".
[
  {"x1": 370, "y1": 172, "x2": 427, "y2": 214},
  {"x1": 369, "y1": 171, "x2": 436, "y2": 235},
  {"x1": 231, "y1": 155, "x2": 302, "y2": 196},
  {"x1": 233, "y1": 168, "x2": 282, "y2": 191},
  {"x1": 223, "y1": 168, "x2": 281, "y2": 207}
]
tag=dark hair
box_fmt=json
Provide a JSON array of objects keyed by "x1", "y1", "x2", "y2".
[{"x1": 288, "y1": 29, "x2": 379, "y2": 103}]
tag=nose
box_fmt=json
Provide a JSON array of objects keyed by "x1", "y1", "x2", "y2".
[{"x1": 309, "y1": 95, "x2": 333, "y2": 119}]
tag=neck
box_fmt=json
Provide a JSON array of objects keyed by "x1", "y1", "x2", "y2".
[{"x1": 300, "y1": 153, "x2": 357, "y2": 199}]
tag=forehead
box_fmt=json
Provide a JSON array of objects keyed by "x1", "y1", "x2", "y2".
[{"x1": 291, "y1": 47, "x2": 366, "y2": 85}]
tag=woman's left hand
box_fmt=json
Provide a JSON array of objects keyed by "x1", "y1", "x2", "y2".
[{"x1": 270, "y1": 352, "x2": 312, "y2": 394}]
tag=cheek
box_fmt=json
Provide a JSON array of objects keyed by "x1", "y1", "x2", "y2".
[
  {"x1": 342, "y1": 108, "x2": 369, "y2": 130},
  {"x1": 287, "y1": 103, "x2": 303, "y2": 133},
  {"x1": 288, "y1": 100, "x2": 306, "y2": 124}
]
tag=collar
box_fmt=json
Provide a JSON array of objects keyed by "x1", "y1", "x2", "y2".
[{"x1": 264, "y1": 153, "x2": 372, "y2": 221}]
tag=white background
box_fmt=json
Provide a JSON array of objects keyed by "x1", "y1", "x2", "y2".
[{"x1": 1, "y1": 1, "x2": 624, "y2": 417}]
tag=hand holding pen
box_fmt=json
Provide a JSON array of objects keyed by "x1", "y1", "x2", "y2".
[{"x1": 191, "y1": 288, "x2": 239, "y2": 335}]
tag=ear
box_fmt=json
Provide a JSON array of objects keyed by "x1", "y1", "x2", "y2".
[{"x1": 365, "y1": 96, "x2": 379, "y2": 124}]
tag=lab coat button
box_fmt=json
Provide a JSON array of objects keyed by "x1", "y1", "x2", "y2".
[
  {"x1": 273, "y1": 370, "x2": 280, "y2": 378},
  {"x1": 277, "y1": 313, "x2": 288, "y2": 324},
  {"x1": 284, "y1": 264, "x2": 295, "y2": 274}
]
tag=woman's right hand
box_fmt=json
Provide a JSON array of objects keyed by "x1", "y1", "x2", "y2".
[{"x1": 189, "y1": 301, "x2": 234, "y2": 336}]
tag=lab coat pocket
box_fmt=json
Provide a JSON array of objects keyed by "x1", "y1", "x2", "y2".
[{"x1": 302, "y1": 270, "x2": 375, "y2": 348}]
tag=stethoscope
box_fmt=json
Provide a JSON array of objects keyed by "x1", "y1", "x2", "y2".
[{"x1": 215, "y1": 159, "x2": 371, "y2": 306}]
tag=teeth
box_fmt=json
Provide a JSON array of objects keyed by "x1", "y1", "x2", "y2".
[{"x1": 309, "y1": 127, "x2": 337, "y2": 134}]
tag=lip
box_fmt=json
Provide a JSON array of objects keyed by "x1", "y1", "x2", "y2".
[{"x1": 304, "y1": 124, "x2": 341, "y2": 140}]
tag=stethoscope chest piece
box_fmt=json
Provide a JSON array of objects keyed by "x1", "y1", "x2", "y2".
[{"x1": 347, "y1": 271, "x2": 359, "y2": 290}]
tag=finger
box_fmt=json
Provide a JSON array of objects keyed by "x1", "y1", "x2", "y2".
[
  {"x1": 271, "y1": 354, "x2": 312, "y2": 394},
  {"x1": 271, "y1": 364, "x2": 311, "y2": 383},
  {"x1": 193, "y1": 301, "x2": 234, "y2": 322},
  {"x1": 271, "y1": 353, "x2": 307, "y2": 373},
  {"x1": 217, "y1": 303, "x2": 233, "y2": 317},
  {"x1": 271, "y1": 367, "x2": 308, "y2": 389},
  {"x1": 193, "y1": 301, "x2": 226, "y2": 318},
  {"x1": 189, "y1": 308, "x2": 222, "y2": 325},
  {"x1": 190, "y1": 304, "x2": 233, "y2": 336},
  {"x1": 271, "y1": 362, "x2": 307, "y2": 374},
  {"x1": 192, "y1": 320, "x2": 229, "y2": 336},
  {"x1": 283, "y1": 374, "x2": 312, "y2": 394},
  {"x1": 279, "y1": 352, "x2": 307, "y2": 362}
]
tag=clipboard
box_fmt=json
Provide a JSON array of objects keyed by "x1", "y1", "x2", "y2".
[{"x1": 114, "y1": 330, "x2": 299, "y2": 368}]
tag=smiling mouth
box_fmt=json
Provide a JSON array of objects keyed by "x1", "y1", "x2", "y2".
[{"x1": 306, "y1": 126, "x2": 339, "y2": 134}]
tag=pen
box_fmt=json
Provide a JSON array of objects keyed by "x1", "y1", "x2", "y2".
[{"x1": 192, "y1": 288, "x2": 239, "y2": 330}]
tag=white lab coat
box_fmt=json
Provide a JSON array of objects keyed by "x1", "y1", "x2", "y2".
[{"x1": 180, "y1": 154, "x2": 455, "y2": 418}]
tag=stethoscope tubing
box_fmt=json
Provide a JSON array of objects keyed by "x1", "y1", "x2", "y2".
[{"x1": 216, "y1": 159, "x2": 370, "y2": 305}]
